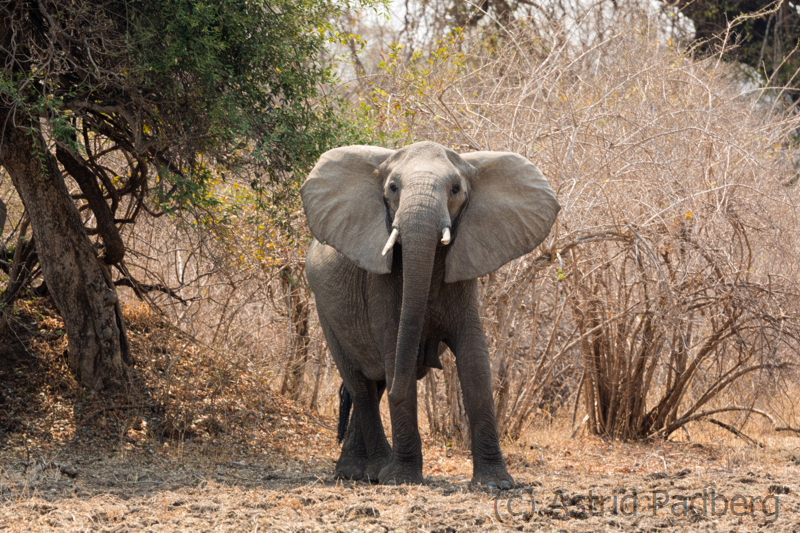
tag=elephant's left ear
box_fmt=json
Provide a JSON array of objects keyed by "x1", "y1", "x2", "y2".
[{"x1": 445, "y1": 152, "x2": 560, "y2": 283}]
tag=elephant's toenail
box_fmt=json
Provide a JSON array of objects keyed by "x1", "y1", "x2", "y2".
[
  {"x1": 500, "y1": 481, "x2": 512, "y2": 490},
  {"x1": 486, "y1": 481, "x2": 498, "y2": 489}
]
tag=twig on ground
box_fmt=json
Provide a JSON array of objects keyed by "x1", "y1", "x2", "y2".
[{"x1": 706, "y1": 418, "x2": 764, "y2": 448}]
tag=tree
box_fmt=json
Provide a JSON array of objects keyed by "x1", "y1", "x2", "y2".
[
  {"x1": 383, "y1": 1, "x2": 799, "y2": 98},
  {"x1": 674, "y1": 0, "x2": 800, "y2": 99},
  {"x1": 0, "y1": 0, "x2": 368, "y2": 389}
]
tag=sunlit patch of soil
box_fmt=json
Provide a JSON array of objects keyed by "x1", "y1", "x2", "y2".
[{"x1": 2, "y1": 298, "x2": 800, "y2": 531}]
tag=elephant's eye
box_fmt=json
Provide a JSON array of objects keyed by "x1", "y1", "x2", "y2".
[
  {"x1": 389, "y1": 183, "x2": 398, "y2": 192},
  {"x1": 451, "y1": 184, "x2": 461, "y2": 195}
]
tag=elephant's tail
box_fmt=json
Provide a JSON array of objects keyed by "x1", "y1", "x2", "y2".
[{"x1": 337, "y1": 383, "x2": 352, "y2": 444}]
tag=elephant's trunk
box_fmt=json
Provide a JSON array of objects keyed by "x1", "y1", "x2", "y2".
[{"x1": 387, "y1": 193, "x2": 443, "y2": 406}]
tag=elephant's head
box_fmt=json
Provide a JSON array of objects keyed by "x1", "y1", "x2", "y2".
[{"x1": 301, "y1": 142, "x2": 560, "y2": 405}]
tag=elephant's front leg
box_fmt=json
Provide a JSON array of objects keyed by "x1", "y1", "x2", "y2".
[
  {"x1": 372, "y1": 287, "x2": 424, "y2": 485},
  {"x1": 452, "y1": 306, "x2": 515, "y2": 489},
  {"x1": 378, "y1": 372, "x2": 424, "y2": 485}
]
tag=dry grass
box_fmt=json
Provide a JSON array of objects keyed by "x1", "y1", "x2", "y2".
[{"x1": 0, "y1": 296, "x2": 339, "y2": 467}]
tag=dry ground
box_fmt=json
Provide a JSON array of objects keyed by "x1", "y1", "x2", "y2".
[
  {"x1": 3, "y1": 426, "x2": 799, "y2": 532},
  {"x1": 2, "y1": 298, "x2": 800, "y2": 532}
]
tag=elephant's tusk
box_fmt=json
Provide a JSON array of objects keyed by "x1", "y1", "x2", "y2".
[
  {"x1": 382, "y1": 228, "x2": 399, "y2": 256},
  {"x1": 441, "y1": 227, "x2": 451, "y2": 245}
]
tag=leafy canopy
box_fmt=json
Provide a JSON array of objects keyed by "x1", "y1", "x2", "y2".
[{"x1": 1, "y1": 0, "x2": 380, "y2": 220}]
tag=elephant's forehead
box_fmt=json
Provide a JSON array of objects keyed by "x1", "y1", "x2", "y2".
[
  {"x1": 394, "y1": 143, "x2": 460, "y2": 176},
  {"x1": 398, "y1": 141, "x2": 450, "y2": 159},
  {"x1": 398, "y1": 158, "x2": 456, "y2": 177}
]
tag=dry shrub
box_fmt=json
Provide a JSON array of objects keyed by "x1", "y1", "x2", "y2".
[
  {"x1": 115, "y1": 184, "x2": 340, "y2": 423},
  {"x1": 367, "y1": 11, "x2": 800, "y2": 442}
]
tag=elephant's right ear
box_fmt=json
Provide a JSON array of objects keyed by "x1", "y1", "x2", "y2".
[{"x1": 301, "y1": 146, "x2": 395, "y2": 274}]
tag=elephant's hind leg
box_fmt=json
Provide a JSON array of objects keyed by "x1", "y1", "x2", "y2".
[
  {"x1": 335, "y1": 381, "x2": 390, "y2": 482},
  {"x1": 361, "y1": 380, "x2": 391, "y2": 481},
  {"x1": 320, "y1": 318, "x2": 391, "y2": 482},
  {"x1": 335, "y1": 401, "x2": 369, "y2": 480}
]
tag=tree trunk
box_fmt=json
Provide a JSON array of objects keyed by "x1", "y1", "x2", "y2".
[
  {"x1": 280, "y1": 266, "x2": 311, "y2": 401},
  {"x1": 0, "y1": 110, "x2": 131, "y2": 390}
]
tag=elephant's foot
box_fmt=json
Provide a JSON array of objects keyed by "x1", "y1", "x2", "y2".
[
  {"x1": 363, "y1": 455, "x2": 391, "y2": 483},
  {"x1": 470, "y1": 460, "x2": 515, "y2": 490},
  {"x1": 378, "y1": 457, "x2": 424, "y2": 485},
  {"x1": 335, "y1": 454, "x2": 368, "y2": 481},
  {"x1": 335, "y1": 448, "x2": 392, "y2": 482}
]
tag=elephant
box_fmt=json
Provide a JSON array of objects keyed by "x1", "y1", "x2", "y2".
[{"x1": 301, "y1": 141, "x2": 560, "y2": 487}]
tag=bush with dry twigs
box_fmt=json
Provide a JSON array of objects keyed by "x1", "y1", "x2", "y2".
[{"x1": 360, "y1": 10, "x2": 800, "y2": 443}]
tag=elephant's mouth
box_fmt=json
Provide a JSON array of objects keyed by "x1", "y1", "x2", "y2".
[{"x1": 381, "y1": 226, "x2": 451, "y2": 257}]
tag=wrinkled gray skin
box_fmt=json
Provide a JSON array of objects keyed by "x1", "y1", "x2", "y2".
[{"x1": 301, "y1": 142, "x2": 560, "y2": 487}]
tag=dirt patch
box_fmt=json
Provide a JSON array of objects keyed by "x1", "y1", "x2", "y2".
[
  {"x1": 2, "y1": 297, "x2": 800, "y2": 531},
  {"x1": 3, "y1": 431, "x2": 800, "y2": 532}
]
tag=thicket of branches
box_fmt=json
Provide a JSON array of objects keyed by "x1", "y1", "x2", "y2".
[
  {"x1": 4, "y1": 1, "x2": 800, "y2": 446},
  {"x1": 358, "y1": 6, "x2": 800, "y2": 442},
  {"x1": 116, "y1": 5, "x2": 800, "y2": 445},
  {"x1": 84, "y1": 2, "x2": 800, "y2": 445}
]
